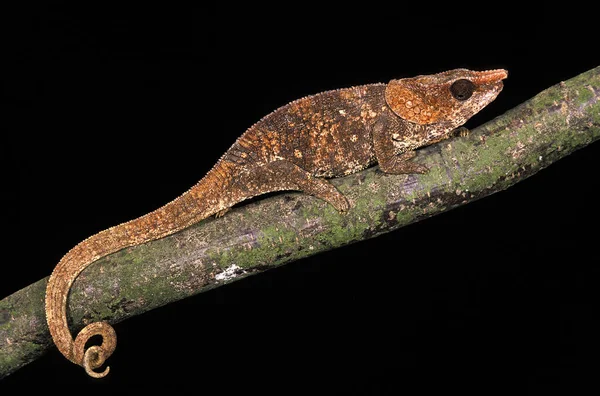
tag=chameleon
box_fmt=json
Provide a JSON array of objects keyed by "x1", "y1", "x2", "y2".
[{"x1": 45, "y1": 68, "x2": 507, "y2": 377}]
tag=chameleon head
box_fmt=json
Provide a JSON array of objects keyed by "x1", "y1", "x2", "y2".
[{"x1": 385, "y1": 68, "x2": 508, "y2": 129}]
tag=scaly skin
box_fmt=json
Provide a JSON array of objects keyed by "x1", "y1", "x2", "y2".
[{"x1": 45, "y1": 68, "x2": 507, "y2": 377}]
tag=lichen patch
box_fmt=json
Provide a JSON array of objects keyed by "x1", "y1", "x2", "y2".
[{"x1": 215, "y1": 264, "x2": 245, "y2": 281}]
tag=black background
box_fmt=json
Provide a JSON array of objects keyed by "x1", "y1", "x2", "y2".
[{"x1": 3, "y1": 4, "x2": 600, "y2": 393}]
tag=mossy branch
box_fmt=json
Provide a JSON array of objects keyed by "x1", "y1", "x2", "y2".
[{"x1": 2, "y1": 66, "x2": 599, "y2": 379}]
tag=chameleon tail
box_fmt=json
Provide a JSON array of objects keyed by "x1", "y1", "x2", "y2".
[{"x1": 45, "y1": 161, "x2": 235, "y2": 377}]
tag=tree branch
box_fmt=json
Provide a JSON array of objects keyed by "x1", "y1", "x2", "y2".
[{"x1": 2, "y1": 66, "x2": 599, "y2": 379}]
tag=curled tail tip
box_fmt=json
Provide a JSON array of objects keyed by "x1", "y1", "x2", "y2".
[
  {"x1": 83, "y1": 345, "x2": 111, "y2": 378},
  {"x1": 74, "y1": 321, "x2": 117, "y2": 378}
]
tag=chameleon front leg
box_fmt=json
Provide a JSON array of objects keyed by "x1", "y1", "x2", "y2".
[{"x1": 372, "y1": 119, "x2": 429, "y2": 175}]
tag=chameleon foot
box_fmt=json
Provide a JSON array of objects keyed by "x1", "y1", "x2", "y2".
[
  {"x1": 215, "y1": 207, "x2": 231, "y2": 218},
  {"x1": 452, "y1": 126, "x2": 470, "y2": 137}
]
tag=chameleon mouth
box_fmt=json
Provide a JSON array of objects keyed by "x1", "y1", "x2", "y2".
[{"x1": 472, "y1": 69, "x2": 509, "y2": 85}]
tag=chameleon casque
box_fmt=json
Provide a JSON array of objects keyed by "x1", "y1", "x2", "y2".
[{"x1": 45, "y1": 68, "x2": 507, "y2": 377}]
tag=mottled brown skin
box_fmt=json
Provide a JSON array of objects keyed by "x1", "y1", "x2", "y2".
[{"x1": 45, "y1": 68, "x2": 507, "y2": 377}]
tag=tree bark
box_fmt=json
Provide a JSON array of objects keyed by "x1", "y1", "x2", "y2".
[{"x1": 1, "y1": 66, "x2": 599, "y2": 379}]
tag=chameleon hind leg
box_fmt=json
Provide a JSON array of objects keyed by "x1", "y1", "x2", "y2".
[{"x1": 233, "y1": 160, "x2": 349, "y2": 212}]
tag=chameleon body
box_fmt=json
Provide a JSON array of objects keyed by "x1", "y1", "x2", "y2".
[{"x1": 45, "y1": 68, "x2": 507, "y2": 377}]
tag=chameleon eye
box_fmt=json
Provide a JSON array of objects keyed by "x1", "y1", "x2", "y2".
[{"x1": 450, "y1": 79, "x2": 476, "y2": 101}]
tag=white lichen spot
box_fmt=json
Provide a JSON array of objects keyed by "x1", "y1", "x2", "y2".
[
  {"x1": 539, "y1": 155, "x2": 543, "y2": 161},
  {"x1": 216, "y1": 264, "x2": 244, "y2": 281},
  {"x1": 309, "y1": 245, "x2": 314, "y2": 250},
  {"x1": 339, "y1": 109, "x2": 346, "y2": 115}
]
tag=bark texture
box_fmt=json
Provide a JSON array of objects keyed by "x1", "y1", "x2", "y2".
[{"x1": 1, "y1": 66, "x2": 599, "y2": 379}]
